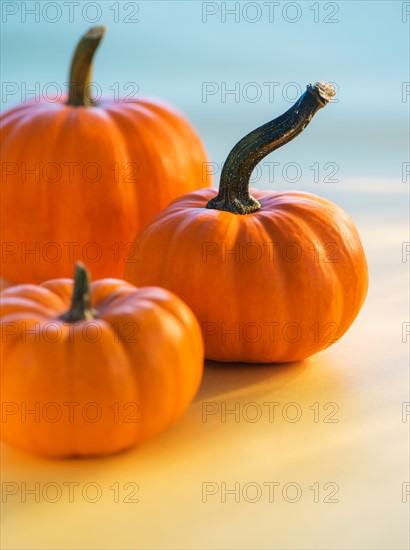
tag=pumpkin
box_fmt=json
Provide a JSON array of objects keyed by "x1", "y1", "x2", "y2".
[
  {"x1": 0, "y1": 26, "x2": 210, "y2": 284},
  {"x1": 0, "y1": 263, "x2": 203, "y2": 457},
  {"x1": 125, "y1": 82, "x2": 368, "y2": 363}
]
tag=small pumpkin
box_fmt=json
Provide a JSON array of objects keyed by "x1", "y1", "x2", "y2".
[
  {"x1": 0, "y1": 26, "x2": 210, "y2": 284},
  {"x1": 0, "y1": 264, "x2": 203, "y2": 457},
  {"x1": 125, "y1": 82, "x2": 368, "y2": 363}
]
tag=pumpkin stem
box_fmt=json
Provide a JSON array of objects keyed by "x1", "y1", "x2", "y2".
[
  {"x1": 206, "y1": 81, "x2": 336, "y2": 215},
  {"x1": 67, "y1": 26, "x2": 106, "y2": 107},
  {"x1": 60, "y1": 263, "x2": 98, "y2": 323}
]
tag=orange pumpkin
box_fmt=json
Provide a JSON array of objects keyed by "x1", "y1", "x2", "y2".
[
  {"x1": 0, "y1": 26, "x2": 209, "y2": 284},
  {"x1": 0, "y1": 264, "x2": 203, "y2": 457},
  {"x1": 125, "y1": 82, "x2": 368, "y2": 363}
]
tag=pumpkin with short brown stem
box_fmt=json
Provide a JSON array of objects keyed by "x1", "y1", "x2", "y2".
[
  {"x1": 125, "y1": 82, "x2": 368, "y2": 363},
  {"x1": 0, "y1": 264, "x2": 203, "y2": 457},
  {"x1": 0, "y1": 26, "x2": 210, "y2": 284}
]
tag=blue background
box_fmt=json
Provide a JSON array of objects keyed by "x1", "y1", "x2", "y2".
[{"x1": 1, "y1": 1, "x2": 409, "y2": 217}]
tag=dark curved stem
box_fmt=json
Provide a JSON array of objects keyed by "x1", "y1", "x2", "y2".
[
  {"x1": 67, "y1": 26, "x2": 106, "y2": 107},
  {"x1": 60, "y1": 263, "x2": 98, "y2": 323},
  {"x1": 206, "y1": 82, "x2": 336, "y2": 215}
]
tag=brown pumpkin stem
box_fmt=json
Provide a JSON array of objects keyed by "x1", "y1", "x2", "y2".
[
  {"x1": 60, "y1": 263, "x2": 98, "y2": 323},
  {"x1": 206, "y1": 81, "x2": 336, "y2": 215},
  {"x1": 67, "y1": 26, "x2": 106, "y2": 107}
]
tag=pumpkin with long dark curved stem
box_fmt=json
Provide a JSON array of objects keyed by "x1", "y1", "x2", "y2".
[
  {"x1": 0, "y1": 264, "x2": 203, "y2": 457},
  {"x1": 125, "y1": 82, "x2": 368, "y2": 363},
  {"x1": 0, "y1": 26, "x2": 210, "y2": 284}
]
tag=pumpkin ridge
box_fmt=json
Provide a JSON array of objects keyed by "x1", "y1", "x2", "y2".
[
  {"x1": 152, "y1": 299, "x2": 202, "y2": 424},
  {"x1": 0, "y1": 297, "x2": 62, "y2": 320},
  {"x1": 2, "y1": 285, "x2": 68, "y2": 312},
  {"x1": 105, "y1": 102, "x2": 176, "y2": 226}
]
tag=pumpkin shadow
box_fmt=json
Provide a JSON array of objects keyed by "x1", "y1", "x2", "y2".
[
  {"x1": 194, "y1": 358, "x2": 309, "y2": 402},
  {"x1": 0, "y1": 360, "x2": 311, "y2": 471}
]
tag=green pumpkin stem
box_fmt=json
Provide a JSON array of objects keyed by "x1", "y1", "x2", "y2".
[
  {"x1": 67, "y1": 26, "x2": 106, "y2": 107},
  {"x1": 60, "y1": 263, "x2": 97, "y2": 323},
  {"x1": 206, "y1": 81, "x2": 336, "y2": 215}
]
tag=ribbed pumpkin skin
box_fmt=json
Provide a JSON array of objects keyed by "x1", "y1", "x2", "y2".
[
  {"x1": 0, "y1": 97, "x2": 209, "y2": 283},
  {"x1": 125, "y1": 188, "x2": 368, "y2": 363},
  {"x1": 0, "y1": 279, "x2": 203, "y2": 457}
]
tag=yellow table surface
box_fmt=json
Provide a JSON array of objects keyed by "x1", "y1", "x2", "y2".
[{"x1": 1, "y1": 214, "x2": 409, "y2": 550}]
